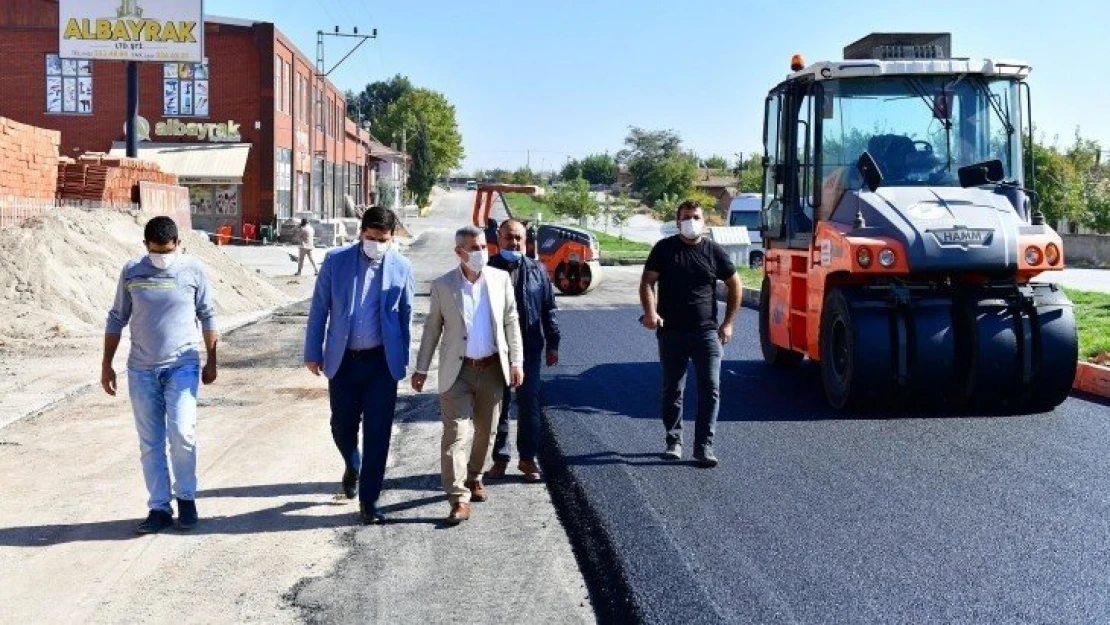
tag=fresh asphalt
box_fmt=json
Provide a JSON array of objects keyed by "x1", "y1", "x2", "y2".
[{"x1": 540, "y1": 305, "x2": 1110, "y2": 624}]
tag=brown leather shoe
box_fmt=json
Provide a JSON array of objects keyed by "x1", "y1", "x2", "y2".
[
  {"x1": 465, "y1": 479, "x2": 488, "y2": 502},
  {"x1": 446, "y1": 502, "x2": 471, "y2": 525},
  {"x1": 518, "y1": 459, "x2": 543, "y2": 483},
  {"x1": 486, "y1": 459, "x2": 509, "y2": 479}
]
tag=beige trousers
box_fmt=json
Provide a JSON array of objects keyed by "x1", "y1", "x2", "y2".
[{"x1": 439, "y1": 362, "x2": 505, "y2": 503}]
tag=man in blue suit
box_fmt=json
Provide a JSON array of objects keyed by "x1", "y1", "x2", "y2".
[{"x1": 304, "y1": 206, "x2": 414, "y2": 525}]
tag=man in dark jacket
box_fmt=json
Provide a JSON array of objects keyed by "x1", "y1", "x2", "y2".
[{"x1": 487, "y1": 219, "x2": 560, "y2": 482}]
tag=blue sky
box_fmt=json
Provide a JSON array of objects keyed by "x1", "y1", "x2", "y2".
[{"x1": 208, "y1": 0, "x2": 1109, "y2": 172}]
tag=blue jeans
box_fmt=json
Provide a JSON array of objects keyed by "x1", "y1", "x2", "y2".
[
  {"x1": 657, "y1": 328, "x2": 722, "y2": 450},
  {"x1": 492, "y1": 352, "x2": 543, "y2": 462},
  {"x1": 128, "y1": 364, "x2": 200, "y2": 513},
  {"x1": 328, "y1": 349, "x2": 398, "y2": 505}
]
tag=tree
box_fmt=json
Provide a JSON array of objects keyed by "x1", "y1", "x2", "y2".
[
  {"x1": 347, "y1": 74, "x2": 413, "y2": 126},
  {"x1": 510, "y1": 167, "x2": 539, "y2": 185},
  {"x1": 579, "y1": 153, "x2": 617, "y2": 185},
  {"x1": 617, "y1": 127, "x2": 696, "y2": 205},
  {"x1": 408, "y1": 117, "x2": 437, "y2": 208},
  {"x1": 560, "y1": 160, "x2": 583, "y2": 182},
  {"x1": 375, "y1": 88, "x2": 465, "y2": 179},
  {"x1": 1029, "y1": 140, "x2": 1082, "y2": 228},
  {"x1": 734, "y1": 154, "x2": 763, "y2": 193},
  {"x1": 704, "y1": 155, "x2": 730, "y2": 171},
  {"x1": 610, "y1": 201, "x2": 633, "y2": 243},
  {"x1": 549, "y1": 176, "x2": 599, "y2": 220}
]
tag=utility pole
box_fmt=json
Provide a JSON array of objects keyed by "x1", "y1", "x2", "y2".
[{"x1": 313, "y1": 25, "x2": 378, "y2": 219}]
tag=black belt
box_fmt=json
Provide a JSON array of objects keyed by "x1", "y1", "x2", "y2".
[{"x1": 346, "y1": 346, "x2": 384, "y2": 359}]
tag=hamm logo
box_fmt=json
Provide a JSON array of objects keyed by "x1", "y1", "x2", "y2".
[{"x1": 929, "y1": 227, "x2": 994, "y2": 247}]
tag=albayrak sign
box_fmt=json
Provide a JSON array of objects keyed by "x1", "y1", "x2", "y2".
[
  {"x1": 156, "y1": 118, "x2": 241, "y2": 142},
  {"x1": 59, "y1": 0, "x2": 204, "y2": 63}
]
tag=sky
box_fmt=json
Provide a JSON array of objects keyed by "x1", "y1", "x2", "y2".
[{"x1": 207, "y1": 0, "x2": 1110, "y2": 173}]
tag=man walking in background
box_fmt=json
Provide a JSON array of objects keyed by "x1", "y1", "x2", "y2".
[
  {"x1": 487, "y1": 219, "x2": 560, "y2": 483},
  {"x1": 295, "y1": 218, "x2": 318, "y2": 276},
  {"x1": 304, "y1": 207, "x2": 414, "y2": 525},
  {"x1": 412, "y1": 225, "x2": 524, "y2": 525},
  {"x1": 640, "y1": 200, "x2": 742, "y2": 468},
  {"x1": 101, "y1": 216, "x2": 219, "y2": 534}
]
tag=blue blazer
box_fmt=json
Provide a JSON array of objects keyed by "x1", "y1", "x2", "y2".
[{"x1": 303, "y1": 243, "x2": 414, "y2": 381}]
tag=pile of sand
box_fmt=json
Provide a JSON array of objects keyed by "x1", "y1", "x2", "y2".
[{"x1": 0, "y1": 207, "x2": 292, "y2": 344}]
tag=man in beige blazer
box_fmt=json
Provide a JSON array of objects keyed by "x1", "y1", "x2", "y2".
[{"x1": 412, "y1": 225, "x2": 524, "y2": 525}]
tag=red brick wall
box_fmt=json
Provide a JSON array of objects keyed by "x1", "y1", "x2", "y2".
[
  {"x1": 0, "y1": 116, "x2": 60, "y2": 199},
  {"x1": 0, "y1": 0, "x2": 368, "y2": 228}
]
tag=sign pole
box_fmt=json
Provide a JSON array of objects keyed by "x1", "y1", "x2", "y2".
[{"x1": 126, "y1": 61, "x2": 139, "y2": 158}]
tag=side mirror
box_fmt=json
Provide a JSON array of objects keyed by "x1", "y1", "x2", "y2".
[
  {"x1": 958, "y1": 159, "x2": 1005, "y2": 188},
  {"x1": 856, "y1": 151, "x2": 883, "y2": 192}
]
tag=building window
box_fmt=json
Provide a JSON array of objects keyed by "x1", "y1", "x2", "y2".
[
  {"x1": 163, "y1": 60, "x2": 209, "y2": 116},
  {"x1": 284, "y1": 62, "x2": 292, "y2": 114},
  {"x1": 324, "y1": 161, "x2": 335, "y2": 214},
  {"x1": 313, "y1": 158, "x2": 324, "y2": 214},
  {"x1": 45, "y1": 54, "x2": 92, "y2": 114},
  {"x1": 276, "y1": 148, "x2": 292, "y2": 219},
  {"x1": 274, "y1": 55, "x2": 283, "y2": 114}
]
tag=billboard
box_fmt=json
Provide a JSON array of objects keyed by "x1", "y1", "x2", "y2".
[{"x1": 59, "y1": 0, "x2": 204, "y2": 63}]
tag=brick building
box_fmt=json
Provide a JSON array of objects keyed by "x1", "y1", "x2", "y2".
[{"x1": 0, "y1": 0, "x2": 375, "y2": 238}]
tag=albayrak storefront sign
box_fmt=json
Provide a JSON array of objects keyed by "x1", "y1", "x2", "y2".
[
  {"x1": 126, "y1": 116, "x2": 241, "y2": 142},
  {"x1": 156, "y1": 118, "x2": 241, "y2": 143},
  {"x1": 59, "y1": 0, "x2": 204, "y2": 63}
]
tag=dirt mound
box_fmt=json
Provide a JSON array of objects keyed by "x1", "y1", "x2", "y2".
[{"x1": 0, "y1": 208, "x2": 292, "y2": 344}]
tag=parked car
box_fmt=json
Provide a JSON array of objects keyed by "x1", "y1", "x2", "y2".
[
  {"x1": 466, "y1": 180, "x2": 478, "y2": 190},
  {"x1": 726, "y1": 193, "x2": 763, "y2": 267}
]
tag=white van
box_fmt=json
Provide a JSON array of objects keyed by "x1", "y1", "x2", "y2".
[{"x1": 727, "y1": 194, "x2": 764, "y2": 267}]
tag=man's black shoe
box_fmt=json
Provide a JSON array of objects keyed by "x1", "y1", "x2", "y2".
[
  {"x1": 136, "y1": 509, "x2": 174, "y2": 534},
  {"x1": 342, "y1": 467, "x2": 359, "y2": 499},
  {"x1": 360, "y1": 503, "x2": 385, "y2": 525},
  {"x1": 662, "y1": 441, "x2": 682, "y2": 461},
  {"x1": 693, "y1": 446, "x2": 719, "y2": 468},
  {"x1": 177, "y1": 498, "x2": 198, "y2": 530}
]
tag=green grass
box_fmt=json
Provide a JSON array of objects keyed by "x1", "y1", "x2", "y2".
[
  {"x1": 737, "y1": 266, "x2": 764, "y2": 289},
  {"x1": 1065, "y1": 288, "x2": 1110, "y2": 359},
  {"x1": 502, "y1": 193, "x2": 548, "y2": 221},
  {"x1": 586, "y1": 229, "x2": 653, "y2": 254}
]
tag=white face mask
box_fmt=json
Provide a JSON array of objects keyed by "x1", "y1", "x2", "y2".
[
  {"x1": 679, "y1": 218, "x2": 704, "y2": 239},
  {"x1": 362, "y1": 239, "x2": 389, "y2": 260},
  {"x1": 148, "y1": 251, "x2": 177, "y2": 270},
  {"x1": 465, "y1": 249, "x2": 488, "y2": 273}
]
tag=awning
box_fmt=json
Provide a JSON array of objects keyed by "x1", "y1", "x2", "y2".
[{"x1": 108, "y1": 142, "x2": 251, "y2": 185}]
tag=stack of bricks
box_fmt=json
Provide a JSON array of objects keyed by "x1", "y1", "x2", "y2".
[
  {"x1": 0, "y1": 116, "x2": 61, "y2": 200},
  {"x1": 58, "y1": 153, "x2": 178, "y2": 204}
]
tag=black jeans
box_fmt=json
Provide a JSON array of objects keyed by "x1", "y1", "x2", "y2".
[
  {"x1": 328, "y1": 349, "x2": 398, "y2": 505},
  {"x1": 658, "y1": 328, "x2": 721, "y2": 451},
  {"x1": 492, "y1": 352, "x2": 544, "y2": 462}
]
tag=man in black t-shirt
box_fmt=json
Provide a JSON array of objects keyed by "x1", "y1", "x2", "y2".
[{"x1": 640, "y1": 200, "x2": 742, "y2": 467}]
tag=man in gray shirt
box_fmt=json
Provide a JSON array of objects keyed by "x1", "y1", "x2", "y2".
[{"x1": 102, "y1": 216, "x2": 219, "y2": 534}]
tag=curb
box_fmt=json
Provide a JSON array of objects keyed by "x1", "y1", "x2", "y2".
[
  {"x1": 727, "y1": 285, "x2": 1109, "y2": 401},
  {"x1": 1074, "y1": 362, "x2": 1110, "y2": 399}
]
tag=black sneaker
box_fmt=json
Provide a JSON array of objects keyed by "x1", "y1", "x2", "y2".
[
  {"x1": 662, "y1": 441, "x2": 682, "y2": 461},
  {"x1": 342, "y1": 467, "x2": 359, "y2": 499},
  {"x1": 360, "y1": 503, "x2": 385, "y2": 525},
  {"x1": 177, "y1": 498, "x2": 198, "y2": 530},
  {"x1": 136, "y1": 509, "x2": 174, "y2": 534},
  {"x1": 693, "y1": 446, "x2": 719, "y2": 468}
]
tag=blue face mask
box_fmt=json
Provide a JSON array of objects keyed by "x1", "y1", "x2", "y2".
[{"x1": 499, "y1": 249, "x2": 523, "y2": 262}]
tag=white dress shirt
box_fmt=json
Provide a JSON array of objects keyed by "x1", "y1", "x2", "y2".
[{"x1": 460, "y1": 271, "x2": 496, "y2": 359}]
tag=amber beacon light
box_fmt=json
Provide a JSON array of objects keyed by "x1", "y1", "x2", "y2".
[{"x1": 790, "y1": 54, "x2": 805, "y2": 71}]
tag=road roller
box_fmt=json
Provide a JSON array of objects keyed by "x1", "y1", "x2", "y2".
[
  {"x1": 471, "y1": 183, "x2": 601, "y2": 295},
  {"x1": 756, "y1": 33, "x2": 1077, "y2": 413}
]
